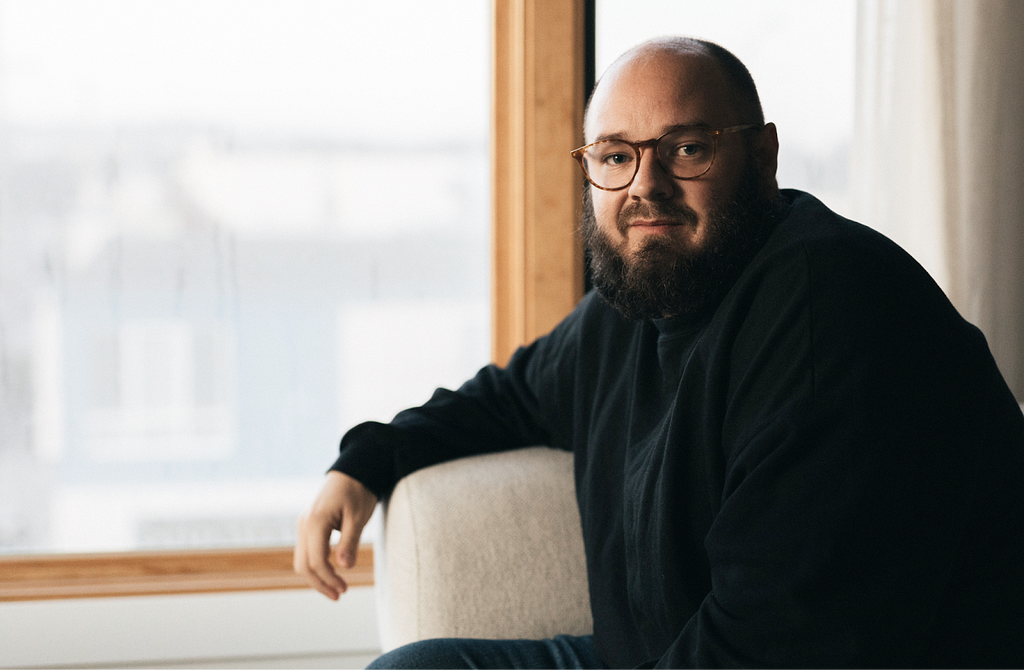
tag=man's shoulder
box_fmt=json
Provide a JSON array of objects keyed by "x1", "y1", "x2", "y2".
[
  {"x1": 767, "y1": 190, "x2": 901, "y2": 258},
  {"x1": 754, "y1": 189, "x2": 943, "y2": 299},
  {"x1": 722, "y1": 189, "x2": 974, "y2": 356},
  {"x1": 736, "y1": 190, "x2": 997, "y2": 388}
]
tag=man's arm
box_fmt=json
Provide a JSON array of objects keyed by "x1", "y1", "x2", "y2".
[
  {"x1": 293, "y1": 294, "x2": 590, "y2": 597},
  {"x1": 291, "y1": 364, "x2": 552, "y2": 599}
]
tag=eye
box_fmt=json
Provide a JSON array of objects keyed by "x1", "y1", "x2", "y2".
[
  {"x1": 586, "y1": 141, "x2": 635, "y2": 171},
  {"x1": 601, "y1": 151, "x2": 633, "y2": 166},
  {"x1": 668, "y1": 142, "x2": 707, "y2": 159},
  {"x1": 660, "y1": 127, "x2": 714, "y2": 164}
]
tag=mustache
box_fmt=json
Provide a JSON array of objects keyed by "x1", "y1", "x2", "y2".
[{"x1": 617, "y1": 200, "x2": 699, "y2": 235}]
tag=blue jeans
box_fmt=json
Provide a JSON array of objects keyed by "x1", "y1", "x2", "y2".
[{"x1": 366, "y1": 634, "x2": 604, "y2": 669}]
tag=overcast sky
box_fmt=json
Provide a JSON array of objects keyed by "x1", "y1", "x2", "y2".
[{"x1": 0, "y1": 0, "x2": 490, "y2": 142}]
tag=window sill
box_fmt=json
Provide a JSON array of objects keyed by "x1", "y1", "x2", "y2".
[{"x1": 0, "y1": 545, "x2": 373, "y2": 601}]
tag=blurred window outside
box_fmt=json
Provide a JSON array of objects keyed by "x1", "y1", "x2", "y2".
[{"x1": 0, "y1": 0, "x2": 490, "y2": 555}]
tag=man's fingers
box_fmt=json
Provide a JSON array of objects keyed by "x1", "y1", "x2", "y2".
[
  {"x1": 336, "y1": 514, "x2": 361, "y2": 569},
  {"x1": 337, "y1": 483, "x2": 376, "y2": 569},
  {"x1": 309, "y1": 567, "x2": 345, "y2": 600},
  {"x1": 300, "y1": 552, "x2": 343, "y2": 600},
  {"x1": 307, "y1": 514, "x2": 350, "y2": 595},
  {"x1": 295, "y1": 513, "x2": 348, "y2": 597},
  {"x1": 294, "y1": 471, "x2": 377, "y2": 599}
]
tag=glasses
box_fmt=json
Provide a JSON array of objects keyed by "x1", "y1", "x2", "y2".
[{"x1": 570, "y1": 124, "x2": 760, "y2": 191}]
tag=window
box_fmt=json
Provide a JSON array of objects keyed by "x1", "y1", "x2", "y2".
[{"x1": 0, "y1": 0, "x2": 490, "y2": 555}]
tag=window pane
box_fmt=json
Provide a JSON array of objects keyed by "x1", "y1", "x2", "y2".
[
  {"x1": 596, "y1": 0, "x2": 856, "y2": 216},
  {"x1": 0, "y1": 0, "x2": 490, "y2": 553}
]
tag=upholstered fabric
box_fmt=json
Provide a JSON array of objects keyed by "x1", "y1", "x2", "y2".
[{"x1": 374, "y1": 447, "x2": 592, "y2": 652}]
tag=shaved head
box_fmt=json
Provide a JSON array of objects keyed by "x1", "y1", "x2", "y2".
[{"x1": 586, "y1": 37, "x2": 764, "y2": 138}]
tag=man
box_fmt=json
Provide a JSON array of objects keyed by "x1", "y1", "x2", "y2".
[{"x1": 295, "y1": 37, "x2": 1024, "y2": 668}]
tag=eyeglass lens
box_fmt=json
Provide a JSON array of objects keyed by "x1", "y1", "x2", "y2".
[{"x1": 581, "y1": 127, "x2": 715, "y2": 189}]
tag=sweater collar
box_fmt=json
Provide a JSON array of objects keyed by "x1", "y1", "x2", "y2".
[{"x1": 651, "y1": 314, "x2": 708, "y2": 340}]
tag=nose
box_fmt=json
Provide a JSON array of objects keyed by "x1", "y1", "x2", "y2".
[{"x1": 627, "y1": 145, "x2": 675, "y2": 201}]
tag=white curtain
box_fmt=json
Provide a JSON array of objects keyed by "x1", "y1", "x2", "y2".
[{"x1": 853, "y1": 0, "x2": 1024, "y2": 399}]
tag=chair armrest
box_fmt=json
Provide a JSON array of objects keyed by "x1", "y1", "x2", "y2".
[{"x1": 374, "y1": 446, "x2": 592, "y2": 651}]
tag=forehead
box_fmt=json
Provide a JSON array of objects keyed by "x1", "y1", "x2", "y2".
[{"x1": 585, "y1": 50, "x2": 738, "y2": 142}]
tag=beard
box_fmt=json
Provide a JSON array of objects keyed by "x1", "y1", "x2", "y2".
[{"x1": 582, "y1": 164, "x2": 780, "y2": 322}]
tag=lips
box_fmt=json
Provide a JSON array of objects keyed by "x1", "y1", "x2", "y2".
[
  {"x1": 617, "y1": 203, "x2": 699, "y2": 235},
  {"x1": 625, "y1": 218, "x2": 691, "y2": 236},
  {"x1": 628, "y1": 219, "x2": 681, "y2": 228}
]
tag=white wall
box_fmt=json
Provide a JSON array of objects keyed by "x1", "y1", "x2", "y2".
[{"x1": 0, "y1": 587, "x2": 379, "y2": 668}]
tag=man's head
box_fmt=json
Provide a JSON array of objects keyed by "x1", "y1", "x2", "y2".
[{"x1": 580, "y1": 37, "x2": 781, "y2": 321}]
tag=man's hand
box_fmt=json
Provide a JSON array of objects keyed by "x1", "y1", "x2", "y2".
[{"x1": 294, "y1": 470, "x2": 378, "y2": 600}]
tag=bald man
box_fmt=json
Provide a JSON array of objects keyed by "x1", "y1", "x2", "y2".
[{"x1": 295, "y1": 38, "x2": 1024, "y2": 668}]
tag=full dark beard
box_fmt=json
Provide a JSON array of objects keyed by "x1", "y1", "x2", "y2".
[{"x1": 582, "y1": 165, "x2": 780, "y2": 321}]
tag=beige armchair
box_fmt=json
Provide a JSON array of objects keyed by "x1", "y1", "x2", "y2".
[{"x1": 373, "y1": 447, "x2": 593, "y2": 652}]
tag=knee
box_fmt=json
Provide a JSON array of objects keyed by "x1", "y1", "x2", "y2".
[{"x1": 367, "y1": 639, "x2": 472, "y2": 669}]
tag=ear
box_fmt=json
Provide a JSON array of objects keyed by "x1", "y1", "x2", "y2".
[{"x1": 753, "y1": 122, "x2": 780, "y2": 192}]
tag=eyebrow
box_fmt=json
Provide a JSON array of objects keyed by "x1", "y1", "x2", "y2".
[{"x1": 591, "y1": 121, "x2": 713, "y2": 144}]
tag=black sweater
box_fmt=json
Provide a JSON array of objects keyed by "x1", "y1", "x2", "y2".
[{"x1": 333, "y1": 190, "x2": 1024, "y2": 668}]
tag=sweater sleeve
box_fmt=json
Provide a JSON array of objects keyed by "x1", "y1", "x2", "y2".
[
  {"x1": 653, "y1": 227, "x2": 1024, "y2": 667},
  {"x1": 329, "y1": 296, "x2": 585, "y2": 499}
]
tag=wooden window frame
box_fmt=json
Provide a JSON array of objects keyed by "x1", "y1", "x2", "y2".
[
  {"x1": 0, "y1": 546, "x2": 374, "y2": 602},
  {"x1": 491, "y1": 0, "x2": 587, "y2": 365},
  {"x1": 0, "y1": 0, "x2": 588, "y2": 603}
]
